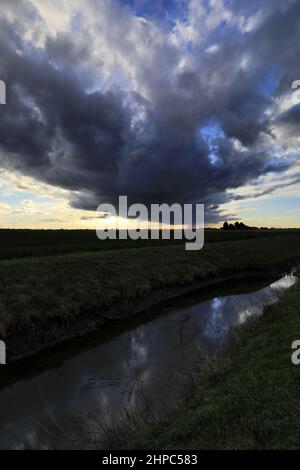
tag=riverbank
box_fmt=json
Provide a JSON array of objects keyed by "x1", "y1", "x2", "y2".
[
  {"x1": 128, "y1": 278, "x2": 300, "y2": 450},
  {"x1": 2, "y1": 233, "x2": 300, "y2": 362}
]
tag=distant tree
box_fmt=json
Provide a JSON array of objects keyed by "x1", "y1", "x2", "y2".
[{"x1": 222, "y1": 220, "x2": 260, "y2": 231}]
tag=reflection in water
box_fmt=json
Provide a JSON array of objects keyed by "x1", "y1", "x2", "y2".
[{"x1": 0, "y1": 273, "x2": 297, "y2": 449}]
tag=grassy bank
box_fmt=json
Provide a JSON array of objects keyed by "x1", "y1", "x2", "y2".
[
  {"x1": 128, "y1": 279, "x2": 300, "y2": 450},
  {"x1": 1, "y1": 233, "x2": 300, "y2": 361}
]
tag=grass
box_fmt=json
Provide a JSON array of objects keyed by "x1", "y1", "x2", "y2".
[
  {"x1": 1, "y1": 232, "x2": 300, "y2": 361},
  {"x1": 127, "y1": 279, "x2": 300, "y2": 450},
  {"x1": 2, "y1": 229, "x2": 300, "y2": 449},
  {"x1": 0, "y1": 228, "x2": 299, "y2": 260}
]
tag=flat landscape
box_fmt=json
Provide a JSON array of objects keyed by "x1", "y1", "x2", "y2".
[
  {"x1": 0, "y1": 228, "x2": 297, "y2": 260},
  {"x1": 2, "y1": 0, "x2": 300, "y2": 455},
  {"x1": 1, "y1": 229, "x2": 300, "y2": 362},
  {"x1": 1, "y1": 230, "x2": 300, "y2": 450}
]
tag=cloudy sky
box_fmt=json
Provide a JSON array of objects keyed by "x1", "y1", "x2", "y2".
[{"x1": 0, "y1": 0, "x2": 300, "y2": 228}]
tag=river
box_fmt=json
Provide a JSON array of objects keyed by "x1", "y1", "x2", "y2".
[{"x1": 0, "y1": 272, "x2": 297, "y2": 449}]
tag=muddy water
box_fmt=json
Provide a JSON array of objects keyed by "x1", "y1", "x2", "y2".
[{"x1": 0, "y1": 272, "x2": 297, "y2": 449}]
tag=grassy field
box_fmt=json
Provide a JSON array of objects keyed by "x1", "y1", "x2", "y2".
[
  {"x1": 1, "y1": 229, "x2": 300, "y2": 448},
  {"x1": 128, "y1": 279, "x2": 300, "y2": 450},
  {"x1": 0, "y1": 228, "x2": 299, "y2": 260},
  {"x1": 1, "y1": 230, "x2": 300, "y2": 361}
]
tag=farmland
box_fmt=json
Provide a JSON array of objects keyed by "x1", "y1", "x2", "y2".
[
  {"x1": 0, "y1": 228, "x2": 298, "y2": 260},
  {"x1": 0, "y1": 229, "x2": 300, "y2": 362}
]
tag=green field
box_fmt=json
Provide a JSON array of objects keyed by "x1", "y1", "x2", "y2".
[
  {"x1": 1, "y1": 229, "x2": 300, "y2": 361},
  {"x1": 128, "y1": 279, "x2": 300, "y2": 450},
  {"x1": 1, "y1": 228, "x2": 300, "y2": 449},
  {"x1": 0, "y1": 228, "x2": 298, "y2": 260}
]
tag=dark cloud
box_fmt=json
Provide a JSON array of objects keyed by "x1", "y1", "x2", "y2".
[
  {"x1": 276, "y1": 104, "x2": 300, "y2": 135},
  {"x1": 45, "y1": 33, "x2": 91, "y2": 66},
  {"x1": 0, "y1": 0, "x2": 299, "y2": 223}
]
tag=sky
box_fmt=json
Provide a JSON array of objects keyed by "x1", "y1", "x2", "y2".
[{"x1": 0, "y1": 0, "x2": 300, "y2": 229}]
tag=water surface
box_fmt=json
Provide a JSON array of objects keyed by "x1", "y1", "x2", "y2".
[{"x1": 0, "y1": 272, "x2": 296, "y2": 449}]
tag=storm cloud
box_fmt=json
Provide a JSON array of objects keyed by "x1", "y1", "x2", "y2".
[{"x1": 0, "y1": 0, "x2": 299, "y2": 223}]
